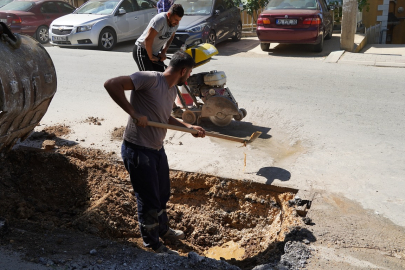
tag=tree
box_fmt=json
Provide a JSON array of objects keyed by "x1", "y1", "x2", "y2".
[
  {"x1": 237, "y1": 0, "x2": 270, "y2": 22},
  {"x1": 357, "y1": 0, "x2": 369, "y2": 12}
]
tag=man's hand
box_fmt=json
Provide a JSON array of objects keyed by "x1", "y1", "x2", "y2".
[
  {"x1": 158, "y1": 52, "x2": 167, "y2": 61},
  {"x1": 133, "y1": 115, "x2": 148, "y2": 127},
  {"x1": 150, "y1": 55, "x2": 161, "y2": 62},
  {"x1": 167, "y1": 116, "x2": 205, "y2": 138},
  {"x1": 190, "y1": 125, "x2": 205, "y2": 138}
]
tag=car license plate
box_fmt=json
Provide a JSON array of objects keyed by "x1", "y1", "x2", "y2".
[
  {"x1": 276, "y1": 19, "x2": 297, "y2": 25},
  {"x1": 0, "y1": 19, "x2": 7, "y2": 23},
  {"x1": 52, "y1": 36, "x2": 68, "y2": 41}
]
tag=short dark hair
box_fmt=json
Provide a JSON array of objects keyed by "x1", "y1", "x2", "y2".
[
  {"x1": 169, "y1": 4, "x2": 184, "y2": 17},
  {"x1": 169, "y1": 51, "x2": 195, "y2": 71}
]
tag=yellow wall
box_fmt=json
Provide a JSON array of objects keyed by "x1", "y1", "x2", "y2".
[
  {"x1": 362, "y1": 0, "x2": 405, "y2": 44},
  {"x1": 392, "y1": 0, "x2": 405, "y2": 43},
  {"x1": 362, "y1": 0, "x2": 383, "y2": 28}
]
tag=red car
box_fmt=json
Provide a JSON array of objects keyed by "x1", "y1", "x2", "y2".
[
  {"x1": 256, "y1": 0, "x2": 334, "y2": 52},
  {"x1": 0, "y1": 0, "x2": 75, "y2": 44}
]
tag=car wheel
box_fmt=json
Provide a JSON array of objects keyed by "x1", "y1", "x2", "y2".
[
  {"x1": 260, "y1": 43, "x2": 270, "y2": 51},
  {"x1": 325, "y1": 25, "x2": 333, "y2": 40},
  {"x1": 232, "y1": 22, "x2": 242, "y2": 42},
  {"x1": 98, "y1": 28, "x2": 116, "y2": 51},
  {"x1": 36, "y1": 26, "x2": 49, "y2": 44},
  {"x1": 206, "y1": 31, "x2": 216, "y2": 46},
  {"x1": 313, "y1": 34, "x2": 324, "y2": 52}
]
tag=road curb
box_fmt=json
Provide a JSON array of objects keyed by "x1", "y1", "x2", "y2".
[
  {"x1": 324, "y1": 50, "x2": 345, "y2": 63},
  {"x1": 242, "y1": 31, "x2": 257, "y2": 38}
]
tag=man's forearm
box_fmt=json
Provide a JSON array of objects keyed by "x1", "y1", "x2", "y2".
[
  {"x1": 144, "y1": 38, "x2": 155, "y2": 59},
  {"x1": 161, "y1": 34, "x2": 175, "y2": 54},
  {"x1": 168, "y1": 116, "x2": 193, "y2": 129},
  {"x1": 104, "y1": 77, "x2": 137, "y2": 119}
]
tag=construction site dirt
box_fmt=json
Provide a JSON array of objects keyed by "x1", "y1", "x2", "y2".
[{"x1": 0, "y1": 125, "x2": 404, "y2": 270}]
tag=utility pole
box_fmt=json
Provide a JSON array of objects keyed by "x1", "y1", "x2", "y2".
[{"x1": 340, "y1": 0, "x2": 357, "y2": 51}]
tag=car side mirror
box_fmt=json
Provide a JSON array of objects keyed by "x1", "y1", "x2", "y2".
[
  {"x1": 118, "y1": 8, "x2": 126, "y2": 15},
  {"x1": 215, "y1": 9, "x2": 220, "y2": 15}
]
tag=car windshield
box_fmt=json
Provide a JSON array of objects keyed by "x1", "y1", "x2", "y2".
[
  {"x1": 0, "y1": 1, "x2": 34, "y2": 11},
  {"x1": 175, "y1": 0, "x2": 213, "y2": 15},
  {"x1": 0, "y1": 0, "x2": 13, "y2": 8},
  {"x1": 75, "y1": 0, "x2": 120, "y2": 14},
  {"x1": 265, "y1": 0, "x2": 319, "y2": 10}
]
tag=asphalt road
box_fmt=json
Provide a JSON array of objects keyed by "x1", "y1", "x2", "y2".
[{"x1": 38, "y1": 36, "x2": 405, "y2": 230}]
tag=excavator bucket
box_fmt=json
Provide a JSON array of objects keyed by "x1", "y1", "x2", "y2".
[{"x1": 0, "y1": 22, "x2": 57, "y2": 153}]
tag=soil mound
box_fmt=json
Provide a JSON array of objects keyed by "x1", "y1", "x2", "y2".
[{"x1": 0, "y1": 145, "x2": 306, "y2": 269}]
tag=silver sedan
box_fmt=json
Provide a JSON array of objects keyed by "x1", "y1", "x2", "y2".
[{"x1": 49, "y1": 0, "x2": 156, "y2": 50}]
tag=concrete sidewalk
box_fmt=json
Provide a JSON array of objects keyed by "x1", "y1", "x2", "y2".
[
  {"x1": 325, "y1": 34, "x2": 405, "y2": 68},
  {"x1": 243, "y1": 30, "x2": 405, "y2": 67}
]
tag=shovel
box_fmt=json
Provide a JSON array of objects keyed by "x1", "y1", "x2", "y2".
[{"x1": 141, "y1": 120, "x2": 261, "y2": 145}]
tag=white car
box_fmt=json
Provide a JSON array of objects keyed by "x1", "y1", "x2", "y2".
[{"x1": 50, "y1": 0, "x2": 157, "y2": 50}]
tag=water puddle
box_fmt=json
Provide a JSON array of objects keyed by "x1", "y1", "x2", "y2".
[{"x1": 205, "y1": 241, "x2": 245, "y2": 260}]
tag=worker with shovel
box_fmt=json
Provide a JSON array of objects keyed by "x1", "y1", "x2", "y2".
[{"x1": 105, "y1": 51, "x2": 205, "y2": 255}]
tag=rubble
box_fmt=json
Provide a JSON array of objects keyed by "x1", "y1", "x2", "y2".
[{"x1": 0, "y1": 136, "x2": 311, "y2": 269}]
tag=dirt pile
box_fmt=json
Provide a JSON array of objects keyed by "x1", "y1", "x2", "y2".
[
  {"x1": 168, "y1": 172, "x2": 303, "y2": 267},
  {"x1": 84, "y1": 117, "x2": 104, "y2": 126},
  {"x1": 0, "y1": 138, "x2": 308, "y2": 269},
  {"x1": 111, "y1": 126, "x2": 125, "y2": 140}
]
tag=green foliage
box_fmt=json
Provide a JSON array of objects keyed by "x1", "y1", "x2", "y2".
[
  {"x1": 357, "y1": 0, "x2": 369, "y2": 12},
  {"x1": 232, "y1": 0, "x2": 243, "y2": 7},
  {"x1": 328, "y1": 0, "x2": 369, "y2": 23},
  {"x1": 241, "y1": 0, "x2": 270, "y2": 21},
  {"x1": 328, "y1": 0, "x2": 369, "y2": 12}
]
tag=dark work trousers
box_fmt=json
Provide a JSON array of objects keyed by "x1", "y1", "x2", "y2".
[
  {"x1": 121, "y1": 140, "x2": 170, "y2": 250},
  {"x1": 133, "y1": 44, "x2": 165, "y2": 72}
]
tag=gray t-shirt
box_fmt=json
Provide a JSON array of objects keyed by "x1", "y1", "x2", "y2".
[
  {"x1": 136, "y1": 12, "x2": 179, "y2": 55},
  {"x1": 124, "y1": 71, "x2": 177, "y2": 150}
]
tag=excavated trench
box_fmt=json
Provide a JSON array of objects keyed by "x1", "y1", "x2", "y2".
[{"x1": 0, "y1": 129, "x2": 306, "y2": 269}]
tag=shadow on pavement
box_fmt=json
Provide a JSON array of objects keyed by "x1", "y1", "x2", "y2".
[
  {"x1": 267, "y1": 35, "x2": 341, "y2": 58},
  {"x1": 199, "y1": 118, "x2": 272, "y2": 140},
  {"x1": 45, "y1": 34, "x2": 341, "y2": 59},
  {"x1": 213, "y1": 34, "x2": 341, "y2": 58},
  {"x1": 257, "y1": 166, "x2": 291, "y2": 184},
  {"x1": 43, "y1": 39, "x2": 136, "y2": 53},
  {"x1": 215, "y1": 38, "x2": 261, "y2": 56},
  {"x1": 112, "y1": 39, "x2": 137, "y2": 52}
]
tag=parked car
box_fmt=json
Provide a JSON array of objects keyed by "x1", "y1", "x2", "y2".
[
  {"x1": 169, "y1": 0, "x2": 242, "y2": 51},
  {"x1": 0, "y1": 0, "x2": 13, "y2": 8},
  {"x1": 256, "y1": 0, "x2": 334, "y2": 52},
  {"x1": 0, "y1": 0, "x2": 76, "y2": 43},
  {"x1": 49, "y1": 0, "x2": 157, "y2": 51}
]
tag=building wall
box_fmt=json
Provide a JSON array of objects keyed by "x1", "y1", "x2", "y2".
[
  {"x1": 362, "y1": 0, "x2": 383, "y2": 27},
  {"x1": 362, "y1": 0, "x2": 405, "y2": 44},
  {"x1": 74, "y1": 0, "x2": 87, "y2": 8},
  {"x1": 391, "y1": 0, "x2": 405, "y2": 43},
  {"x1": 62, "y1": 0, "x2": 87, "y2": 8}
]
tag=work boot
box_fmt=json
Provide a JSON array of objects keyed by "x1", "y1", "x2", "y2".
[
  {"x1": 171, "y1": 107, "x2": 184, "y2": 119},
  {"x1": 154, "y1": 244, "x2": 179, "y2": 255},
  {"x1": 162, "y1": 228, "x2": 185, "y2": 241}
]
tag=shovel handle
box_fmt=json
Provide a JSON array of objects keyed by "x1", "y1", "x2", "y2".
[
  {"x1": 146, "y1": 121, "x2": 246, "y2": 144},
  {"x1": 147, "y1": 121, "x2": 198, "y2": 134}
]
